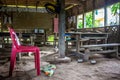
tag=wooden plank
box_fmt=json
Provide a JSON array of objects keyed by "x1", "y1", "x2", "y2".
[
  {"x1": 81, "y1": 43, "x2": 120, "y2": 48},
  {"x1": 84, "y1": 37, "x2": 106, "y2": 39},
  {"x1": 89, "y1": 50, "x2": 117, "y2": 54}
]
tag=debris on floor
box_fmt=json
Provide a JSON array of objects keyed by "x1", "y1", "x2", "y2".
[{"x1": 41, "y1": 64, "x2": 56, "y2": 77}]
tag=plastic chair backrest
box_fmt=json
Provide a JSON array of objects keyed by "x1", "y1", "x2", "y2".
[{"x1": 8, "y1": 27, "x2": 20, "y2": 49}]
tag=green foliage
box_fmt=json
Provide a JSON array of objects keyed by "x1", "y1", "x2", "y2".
[
  {"x1": 94, "y1": 20, "x2": 100, "y2": 27},
  {"x1": 47, "y1": 35, "x2": 54, "y2": 41},
  {"x1": 111, "y1": 2, "x2": 120, "y2": 15},
  {"x1": 85, "y1": 12, "x2": 93, "y2": 28},
  {"x1": 78, "y1": 21, "x2": 83, "y2": 29}
]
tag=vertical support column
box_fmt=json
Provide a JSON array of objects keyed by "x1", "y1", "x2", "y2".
[
  {"x1": 83, "y1": 13, "x2": 86, "y2": 28},
  {"x1": 104, "y1": 0, "x2": 107, "y2": 27},
  {"x1": 58, "y1": 0, "x2": 65, "y2": 58},
  {"x1": 92, "y1": 0, "x2": 95, "y2": 28},
  {"x1": 104, "y1": 0, "x2": 108, "y2": 45},
  {"x1": 83, "y1": 1, "x2": 86, "y2": 28}
]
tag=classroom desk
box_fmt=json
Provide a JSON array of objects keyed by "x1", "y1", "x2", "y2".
[
  {"x1": 66, "y1": 32, "x2": 109, "y2": 53},
  {"x1": 0, "y1": 32, "x2": 33, "y2": 48}
]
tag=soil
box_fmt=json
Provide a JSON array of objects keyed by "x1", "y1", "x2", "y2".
[{"x1": 0, "y1": 46, "x2": 120, "y2": 80}]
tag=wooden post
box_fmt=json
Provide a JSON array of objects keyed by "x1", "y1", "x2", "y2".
[
  {"x1": 104, "y1": 0, "x2": 107, "y2": 27},
  {"x1": 58, "y1": 0, "x2": 65, "y2": 58},
  {"x1": 92, "y1": 0, "x2": 95, "y2": 28}
]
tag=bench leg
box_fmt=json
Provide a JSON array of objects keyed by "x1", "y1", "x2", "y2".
[
  {"x1": 83, "y1": 48, "x2": 91, "y2": 61},
  {"x1": 116, "y1": 46, "x2": 120, "y2": 59}
]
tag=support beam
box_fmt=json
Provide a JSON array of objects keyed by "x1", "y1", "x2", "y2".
[
  {"x1": 0, "y1": 7, "x2": 47, "y2": 13},
  {"x1": 58, "y1": 0, "x2": 65, "y2": 58}
]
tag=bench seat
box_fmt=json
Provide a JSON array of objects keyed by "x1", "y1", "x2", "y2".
[
  {"x1": 81, "y1": 43, "x2": 120, "y2": 48},
  {"x1": 80, "y1": 43, "x2": 120, "y2": 61}
]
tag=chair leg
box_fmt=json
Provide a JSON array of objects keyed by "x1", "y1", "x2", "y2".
[
  {"x1": 9, "y1": 51, "x2": 16, "y2": 76},
  {"x1": 36, "y1": 48, "x2": 40, "y2": 75},
  {"x1": 34, "y1": 52, "x2": 37, "y2": 69}
]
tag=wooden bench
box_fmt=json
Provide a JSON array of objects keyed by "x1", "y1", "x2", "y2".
[
  {"x1": 65, "y1": 38, "x2": 89, "y2": 52},
  {"x1": 80, "y1": 43, "x2": 120, "y2": 61}
]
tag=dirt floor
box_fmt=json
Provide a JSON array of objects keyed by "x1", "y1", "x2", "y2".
[{"x1": 0, "y1": 46, "x2": 120, "y2": 80}]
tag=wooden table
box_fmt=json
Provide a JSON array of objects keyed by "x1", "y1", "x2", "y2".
[{"x1": 66, "y1": 32, "x2": 109, "y2": 53}]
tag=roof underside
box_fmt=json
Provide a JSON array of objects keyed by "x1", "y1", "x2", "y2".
[{"x1": 0, "y1": 0, "x2": 84, "y2": 8}]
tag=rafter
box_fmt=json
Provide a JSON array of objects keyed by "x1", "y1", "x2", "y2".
[{"x1": 0, "y1": 0, "x2": 85, "y2": 10}]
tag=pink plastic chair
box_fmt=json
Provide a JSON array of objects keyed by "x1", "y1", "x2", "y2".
[{"x1": 8, "y1": 27, "x2": 40, "y2": 76}]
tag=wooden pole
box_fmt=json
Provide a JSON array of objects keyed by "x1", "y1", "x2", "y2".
[{"x1": 58, "y1": 0, "x2": 65, "y2": 58}]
